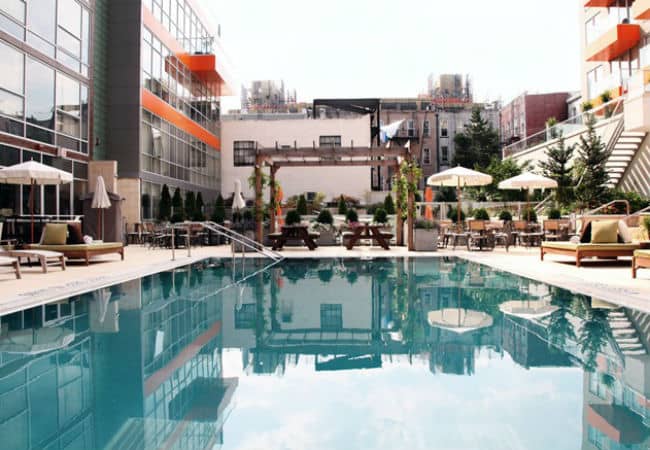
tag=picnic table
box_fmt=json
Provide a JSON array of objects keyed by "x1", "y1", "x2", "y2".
[
  {"x1": 269, "y1": 225, "x2": 319, "y2": 250},
  {"x1": 343, "y1": 223, "x2": 393, "y2": 250}
]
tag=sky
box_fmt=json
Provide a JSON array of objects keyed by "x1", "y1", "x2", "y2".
[{"x1": 200, "y1": 0, "x2": 582, "y2": 111}]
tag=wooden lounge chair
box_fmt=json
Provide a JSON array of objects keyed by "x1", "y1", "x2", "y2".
[
  {"x1": 0, "y1": 249, "x2": 66, "y2": 273},
  {"x1": 633, "y1": 250, "x2": 650, "y2": 278},
  {"x1": 0, "y1": 256, "x2": 21, "y2": 279},
  {"x1": 541, "y1": 242, "x2": 640, "y2": 267}
]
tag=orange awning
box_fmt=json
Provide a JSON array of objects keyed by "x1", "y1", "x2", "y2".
[
  {"x1": 633, "y1": 0, "x2": 650, "y2": 20},
  {"x1": 586, "y1": 24, "x2": 641, "y2": 62}
]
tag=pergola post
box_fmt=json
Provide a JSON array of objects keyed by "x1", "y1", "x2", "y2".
[
  {"x1": 407, "y1": 162, "x2": 415, "y2": 251},
  {"x1": 254, "y1": 155, "x2": 264, "y2": 243},
  {"x1": 394, "y1": 163, "x2": 403, "y2": 246},
  {"x1": 269, "y1": 165, "x2": 277, "y2": 234}
]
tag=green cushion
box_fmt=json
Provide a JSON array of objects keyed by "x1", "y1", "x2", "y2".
[
  {"x1": 30, "y1": 243, "x2": 123, "y2": 251},
  {"x1": 635, "y1": 250, "x2": 650, "y2": 257},
  {"x1": 542, "y1": 242, "x2": 639, "y2": 251},
  {"x1": 42, "y1": 224, "x2": 68, "y2": 245},
  {"x1": 591, "y1": 220, "x2": 619, "y2": 244}
]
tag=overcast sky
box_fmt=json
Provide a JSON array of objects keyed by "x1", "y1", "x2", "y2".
[{"x1": 200, "y1": 0, "x2": 582, "y2": 110}]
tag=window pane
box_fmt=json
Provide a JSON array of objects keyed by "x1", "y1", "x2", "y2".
[
  {"x1": 25, "y1": 57, "x2": 54, "y2": 129},
  {"x1": 57, "y1": 73, "x2": 80, "y2": 117},
  {"x1": 1, "y1": 0, "x2": 25, "y2": 23},
  {"x1": 58, "y1": 0, "x2": 81, "y2": 37},
  {"x1": 0, "y1": 90, "x2": 24, "y2": 119},
  {"x1": 0, "y1": 41, "x2": 24, "y2": 94},
  {"x1": 81, "y1": 85, "x2": 88, "y2": 139},
  {"x1": 27, "y1": 0, "x2": 55, "y2": 41},
  {"x1": 57, "y1": 27, "x2": 81, "y2": 58},
  {"x1": 81, "y1": 9, "x2": 89, "y2": 63}
]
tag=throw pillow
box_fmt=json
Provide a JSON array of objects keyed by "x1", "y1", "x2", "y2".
[
  {"x1": 67, "y1": 222, "x2": 84, "y2": 244},
  {"x1": 580, "y1": 222, "x2": 592, "y2": 243},
  {"x1": 618, "y1": 220, "x2": 633, "y2": 243},
  {"x1": 591, "y1": 220, "x2": 619, "y2": 244},
  {"x1": 42, "y1": 223, "x2": 68, "y2": 245}
]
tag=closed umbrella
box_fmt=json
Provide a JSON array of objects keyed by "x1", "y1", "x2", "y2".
[
  {"x1": 498, "y1": 172, "x2": 558, "y2": 222},
  {"x1": 424, "y1": 187, "x2": 434, "y2": 220},
  {"x1": 427, "y1": 166, "x2": 493, "y2": 228},
  {"x1": 276, "y1": 184, "x2": 284, "y2": 228},
  {"x1": 233, "y1": 179, "x2": 246, "y2": 211},
  {"x1": 91, "y1": 175, "x2": 111, "y2": 240},
  {"x1": 0, "y1": 160, "x2": 73, "y2": 243}
]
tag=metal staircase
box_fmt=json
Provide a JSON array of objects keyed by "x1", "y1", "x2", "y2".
[
  {"x1": 608, "y1": 310, "x2": 647, "y2": 357},
  {"x1": 606, "y1": 130, "x2": 646, "y2": 188}
]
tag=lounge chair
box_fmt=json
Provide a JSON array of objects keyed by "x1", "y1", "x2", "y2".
[
  {"x1": 0, "y1": 249, "x2": 66, "y2": 273},
  {"x1": 633, "y1": 250, "x2": 650, "y2": 278},
  {"x1": 541, "y1": 219, "x2": 639, "y2": 267},
  {"x1": 0, "y1": 256, "x2": 21, "y2": 279},
  {"x1": 27, "y1": 223, "x2": 124, "y2": 265}
]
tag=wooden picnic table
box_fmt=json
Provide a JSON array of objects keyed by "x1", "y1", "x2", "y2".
[
  {"x1": 343, "y1": 223, "x2": 393, "y2": 250},
  {"x1": 269, "y1": 225, "x2": 319, "y2": 251}
]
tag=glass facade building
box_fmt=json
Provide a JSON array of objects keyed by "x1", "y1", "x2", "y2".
[{"x1": 0, "y1": 0, "x2": 92, "y2": 218}]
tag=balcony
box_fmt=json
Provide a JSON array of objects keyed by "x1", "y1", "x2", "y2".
[
  {"x1": 624, "y1": 69, "x2": 650, "y2": 132},
  {"x1": 584, "y1": 0, "x2": 616, "y2": 6},
  {"x1": 392, "y1": 128, "x2": 420, "y2": 141},
  {"x1": 632, "y1": 0, "x2": 650, "y2": 20},
  {"x1": 586, "y1": 23, "x2": 641, "y2": 62}
]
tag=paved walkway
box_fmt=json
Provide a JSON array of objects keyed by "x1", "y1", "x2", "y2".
[{"x1": 1, "y1": 244, "x2": 649, "y2": 316}]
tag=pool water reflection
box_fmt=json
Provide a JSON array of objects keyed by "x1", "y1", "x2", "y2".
[{"x1": 0, "y1": 258, "x2": 649, "y2": 449}]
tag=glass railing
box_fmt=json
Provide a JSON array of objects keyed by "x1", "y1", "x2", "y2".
[
  {"x1": 586, "y1": 8, "x2": 633, "y2": 45},
  {"x1": 502, "y1": 97, "x2": 624, "y2": 158}
]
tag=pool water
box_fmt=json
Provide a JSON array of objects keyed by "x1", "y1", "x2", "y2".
[{"x1": 1, "y1": 257, "x2": 649, "y2": 450}]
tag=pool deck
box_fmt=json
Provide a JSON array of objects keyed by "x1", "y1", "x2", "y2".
[{"x1": 1, "y1": 244, "x2": 649, "y2": 316}]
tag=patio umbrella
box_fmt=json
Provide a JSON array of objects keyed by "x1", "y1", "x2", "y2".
[
  {"x1": 424, "y1": 187, "x2": 434, "y2": 220},
  {"x1": 427, "y1": 308, "x2": 494, "y2": 334},
  {"x1": 0, "y1": 160, "x2": 73, "y2": 243},
  {"x1": 91, "y1": 175, "x2": 111, "y2": 240},
  {"x1": 426, "y1": 166, "x2": 492, "y2": 227},
  {"x1": 498, "y1": 172, "x2": 557, "y2": 222},
  {"x1": 233, "y1": 179, "x2": 246, "y2": 211},
  {"x1": 499, "y1": 300, "x2": 559, "y2": 320},
  {"x1": 0, "y1": 326, "x2": 75, "y2": 354}
]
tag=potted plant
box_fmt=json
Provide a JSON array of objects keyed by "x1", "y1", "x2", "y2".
[
  {"x1": 473, "y1": 208, "x2": 490, "y2": 221},
  {"x1": 547, "y1": 208, "x2": 562, "y2": 220},
  {"x1": 373, "y1": 208, "x2": 388, "y2": 226},
  {"x1": 345, "y1": 209, "x2": 359, "y2": 225},
  {"x1": 498, "y1": 210, "x2": 513, "y2": 222},
  {"x1": 414, "y1": 218, "x2": 440, "y2": 251},
  {"x1": 642, "y1": 216, "x2": 650, "y2": 241},
  {"x1": 312, "y1": 209, "x2": 336, "y2": 245},
  {"x1": 285, "y1": 209, "x2": 302, "y2": 227}
]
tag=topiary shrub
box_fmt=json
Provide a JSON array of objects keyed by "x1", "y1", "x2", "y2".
[
  {"x1": 548, "y1": 208, "x2": 562, "y2": 220},
  {"x1": 316, "y1": 209, "x2": 334, "y2": 225},
  {"x1": 242, "y1": 209, "x2": 254, "y2": 223},
  {"x1": 297, "y1": 194, "x2": 308, "y2": 215},
  {"x1": 473, "y1": 208, "x2": 490, "y2": 221},
  {"x1": 499, "y1": 210, "x2": 513, "y2": 222},
  {"x1": 212, "y1": 194, "x2": 225, "y2": 224},
  {"x1": 337, "y1": 195, "x2": 348, "y2": 215},
  {"x1": 346, "y1": 209, "x2": 359, "y2": 223},
  {"x1": 373, "y1": 208, "x2": 388, "y2": 224},
  {"x1": 522, "y1": 208, "x2": 538, "y2": 223},
  {"x1": 193, "y1": 192, "x2": 205, "y2": 221},
  {"x1": 447, "y1": 207, "x2": 466, "y2": 224},
  {"x1": 285, "y1": 209, "x2": 301, "y2": 226},
  {"x1": 366, "y1": 203, "x2": 383, "y2": 215},
  {"x1": 384, "y1": 194, "x2": 396, "y2": 214}
]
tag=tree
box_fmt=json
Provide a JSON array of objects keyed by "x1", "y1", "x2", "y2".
[
  {"x1": 158, "y1": 184, "x2": 172, "y2": 222},
  {"x1": 575, "y1": 115, "x2": 610, "y2": 209},
  {"x1": 383, "y1": 193, "x2": 396, "y2": 214},
  {"x1": 171, "y1": 187, "x2": 185, "y2": 222},
  {"x1": 194, "y1": 192, "x2": 205, "y2": 221},
  {"x1": 211, "y1": 194, "x2": 226, "y2": 224},
  {"x1": 184, "y1": 191, "x2": 196, "y2": 220},
  {"x1": 539, "y1": 134, "x2": 575, "y2": 207},
  {"x1": 453, "y1": 107, "x2": 500, "y2": 170},
  {"x1": 481, "y1": 157, "x2": 524, "y2": 201},
  {"x1": 297, "y1": 194, "x2": 308, "y2": 215}
]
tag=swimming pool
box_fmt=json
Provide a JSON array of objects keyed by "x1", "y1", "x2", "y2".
[{"x1": 0, "y1": 257, "x2": 648, "y2": 449}]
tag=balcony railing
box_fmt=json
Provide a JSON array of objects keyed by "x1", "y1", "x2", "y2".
[
  {"x1": 393, "y1": 128, "x2": 420, "y2": 139},
  {"x1": 502, "y1": 97, "x2": 625, "y2": 158}
]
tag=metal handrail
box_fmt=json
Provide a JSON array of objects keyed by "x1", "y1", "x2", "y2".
[
  {"x1": 202, "y1": 221, "x2": 283, "y2": 261},
  {"x1": 534, "y1": 194, "x2": 554, "y2": 214},
  {"x1": 584, "y1": 199, "x2": 631, "y2": 216}
]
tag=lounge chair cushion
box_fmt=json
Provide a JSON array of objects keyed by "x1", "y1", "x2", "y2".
[
  {"x1": 67, "y1": 222, "x2": 84, "y2": 244},
  {"x1": 618, "y1": 220, "x2": 633, "y2": 243},
  {"x1": 630, "y1": 226, "x2": 649, "y2": 242},
  {"x1": 635, "y1": 250, "x2": 650, "y2": 257},
  {"x1": 42, "y1": 224, "x2": 68, "y2": 245},
  {"x1": 591, "y1": 220, "x2": 619, "y2": 244},
  {"x1": 542, "y1": 242, "x2": 640, "y2": 251},
  {"x1": 29, "y1": 243, "x2": 123, "y2": 251}
]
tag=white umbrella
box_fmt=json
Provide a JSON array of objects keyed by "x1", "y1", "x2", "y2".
[
  {"x1": 233, "y1": 179, "x2": 246, "y2": 211},
  {"x1": 427, "y1": 308, "x2": 494, "y2": 334},
  {"x1": 426, "y1": 166, "x2": 493, "y2": 227},
  {"x1": 91, "y1": 175, "x2": 111, "y2": 240},
  {"x1": 0, "y1": 160, "x2": 73, "y2": 242},
  {"x1": 498, "y1": 172, "x2": 557, "y2": 222},
  {"x1": 499, "y1": 300, "x2": 559, "y2": 320}
]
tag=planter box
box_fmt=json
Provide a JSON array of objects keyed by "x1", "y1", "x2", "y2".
[{"x1": 414, "y1": 229, "x2": 439, "y2": 251}]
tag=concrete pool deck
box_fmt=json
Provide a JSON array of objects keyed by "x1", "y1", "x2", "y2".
[{"x1": 1, "y1": 244, "x2": 649, "y2": 316}]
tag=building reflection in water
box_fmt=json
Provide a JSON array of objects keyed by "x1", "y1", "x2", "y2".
[{"x1": 1, "y1": 257, "x2": 650, "y2": 449}]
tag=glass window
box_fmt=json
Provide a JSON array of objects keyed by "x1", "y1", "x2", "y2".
[
  {"x1": 423, "y1": 120, "x2": 430, "y2": 137},
  {"x1": 0, "y1": 90, "x2": 24, "y2": 119},
  {"x1": 422, "y1": 148, "x2": 431, "y2": 165},
  {"x1": 25, "y1": 57, "x2": 55, "y2": 130},
  {"x1": 320, "y1": 304, "x2": 342, "y2": 331},
  {"x1": 440, "y1": 119, "x2": 449, "y2": 137},
  {"x1": 58, "y1": 27, "x2": 81, "y2": 58},
  {"x1": 58, "y1": 0, "x2": 81, "y2": 37},
  {"x1": 81, "y1": 8, "x2": 89, "y2": 63},
  {"x1": 319, "y1": 135, "x2": 341, "y2": 147},
  {"x1": 233, "y1": 141, "x2": 255, "y2": 166},
  {"x1": 1, "y1": 0, "x2": 25, "y2": 23},
  {"x1": 0, "y1": 41, "x2": 24, "y2": 94},
  {"x1": 57, "y1": 73, "x2": 80, "y2": 117},
  {"x1": 27, "y1": 0, "x2": 55, "y2": 42},
  {"x1": 441, "y1": 146, "x2": 449, "y2": 163}
]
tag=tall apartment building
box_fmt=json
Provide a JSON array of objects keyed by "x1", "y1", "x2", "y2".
[
  {"x1": 426, "y1": 74, "x2": 473, "y2": 102},
  {"x1": 377, "y1": 98, "x2": 499, "y2": 190},
  {"x1": 0, "y1": 0, "x2": 93, "y2": 218},
  {"x1": 500, "y1": 92, "x2": 571, "y2": 145},
  {"x1": 241, "y1": 80, "x2": 298, "y2": 113},
  {"x1": 94, "y1": 0, "x2": 232, "y2": 222}
]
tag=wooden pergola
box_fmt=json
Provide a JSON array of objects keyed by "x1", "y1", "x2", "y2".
[{"x1": 252, "y1": 144, "x2": 417, "y2": 249}]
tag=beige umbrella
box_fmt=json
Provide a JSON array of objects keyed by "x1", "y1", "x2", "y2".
[
  {"x1": 427, "y1": 166, "x2": 493, "y2": 228},
  {"x1": 233, "y1": 179, "x2": 246, "y2": 211},
  {"x1": 427, "y1": 308, "x2": 494, "y2": 334},
  {"x1": 499, "y1": 300, "x2": 559, "y2": 320},
  {"x1": 92, "y1": 175, "x2": 111, "y2": 240},
  {"x1": 498, "y1": 172, "x2": 558, "y2": 222},
  {"x1": 0, "y1": 160, "x2": 73, "y2": 242}
]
